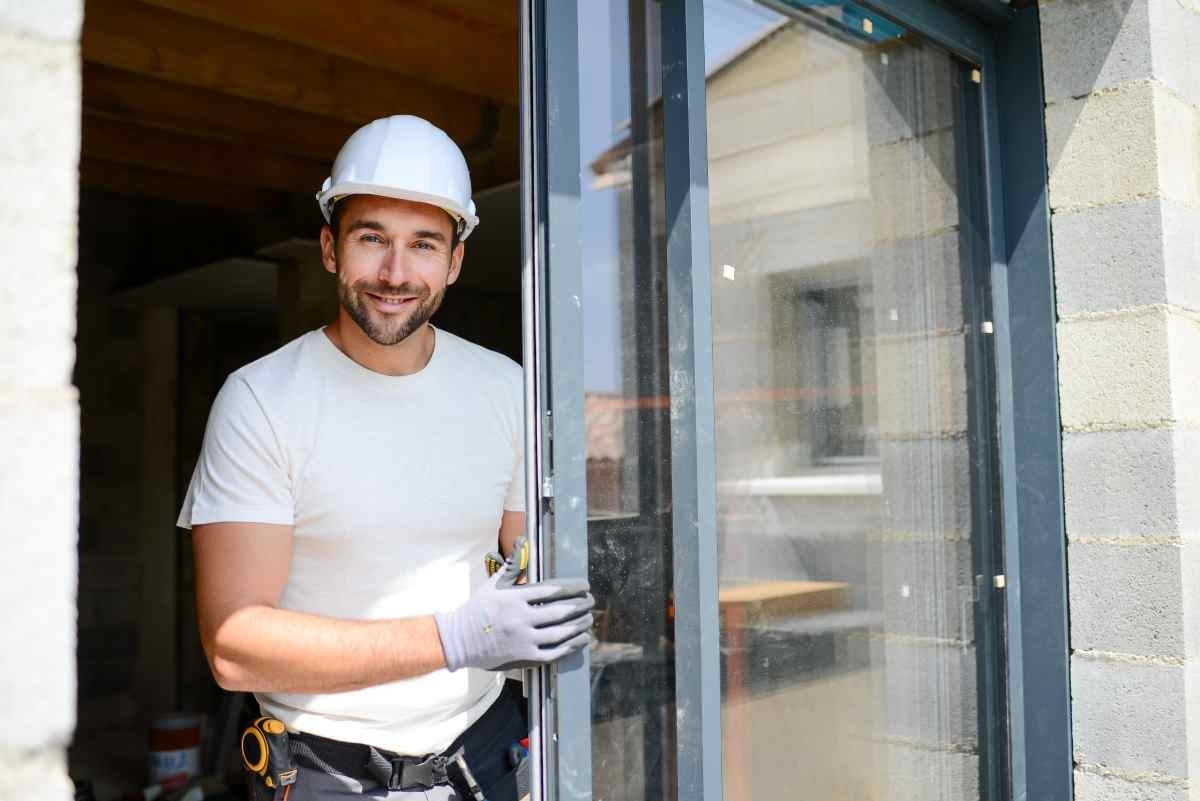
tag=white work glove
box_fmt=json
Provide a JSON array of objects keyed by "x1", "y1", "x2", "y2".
[{"x1": 435, "y1": 574, "x2": 594, "y2": 672}]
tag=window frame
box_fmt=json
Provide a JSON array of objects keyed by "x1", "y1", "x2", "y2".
[{"x1": 520, "y1": 1, "x2": 1070, "y2": 800}]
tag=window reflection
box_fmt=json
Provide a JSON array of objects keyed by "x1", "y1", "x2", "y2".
[
  {"x1": 702, "y1": 3, "x2": 991, "y2": 800},
  {"x1": 577, "y1": 3, "x2": 676, "y2": 801},
  {"x1": 572, "y1": 1, "x2": 996, "y2": 799}
]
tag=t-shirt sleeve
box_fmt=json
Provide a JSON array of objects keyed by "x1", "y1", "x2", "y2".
[
  {"x1": 177, "y1": 375, "x2": 294, "y2": 529},
  {"x1": 503, "y1": 366, "x2": 526, "y2": 513}
]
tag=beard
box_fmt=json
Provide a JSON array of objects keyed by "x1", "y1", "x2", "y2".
[{"x1": 336, "y1": 273, "x2": 445, "y2": 346}]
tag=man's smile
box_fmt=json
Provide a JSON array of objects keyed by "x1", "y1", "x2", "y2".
[{"x1": 365, "y1": 292, "x2": 420, "y2": 312}]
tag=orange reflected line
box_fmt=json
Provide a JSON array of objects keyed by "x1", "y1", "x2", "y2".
[{"x1": 583, "y1": 386, "x2": 875, "y2": 410}]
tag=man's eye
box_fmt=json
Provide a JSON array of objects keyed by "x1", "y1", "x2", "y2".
[
  {"x1": 414, "y1": 241, "x2": 435, "y2": 251},
  {"x1": 361, "y1": 234, "x2": 384, "y2": 244}
]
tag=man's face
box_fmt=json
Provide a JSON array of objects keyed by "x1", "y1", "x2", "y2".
[{"x1": 320, "y1": 195, "x2": 463, "y2": 346}]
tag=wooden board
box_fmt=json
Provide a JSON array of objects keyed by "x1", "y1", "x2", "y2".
[
  {"x1": 83, "y1": 0, "x2": 505, "y2": 144},
  {"x1": 137, "y1": 0, "x2": 518, "y2": 104},
  {"x1": 719, "y1": 580, "x2": 848, "y2": 624}
]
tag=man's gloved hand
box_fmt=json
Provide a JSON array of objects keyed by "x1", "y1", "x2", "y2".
[{"x1": 434, "y1": 573, "x2": 594, "y2": 672}]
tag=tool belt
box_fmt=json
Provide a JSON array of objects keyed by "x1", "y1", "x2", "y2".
[
  {"x1": 271, "y1": 682, "x2": 530, "y2": 800},
  {"x1": 289, "y1": 734, "x2": 484, "y2": 797}
]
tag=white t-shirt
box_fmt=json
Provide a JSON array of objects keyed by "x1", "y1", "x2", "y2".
[{"x1": 177, "y1": 326, "x2": 525, "y2": 755}]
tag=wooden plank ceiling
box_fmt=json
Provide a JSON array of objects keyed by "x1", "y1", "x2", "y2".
[{"x1": 81, "y1": 0, "x2": 519, "y2": 213}]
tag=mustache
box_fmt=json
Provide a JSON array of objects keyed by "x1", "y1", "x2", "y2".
[{"x1": 352, "y1": 280, "x2": 429, "y2": 298}]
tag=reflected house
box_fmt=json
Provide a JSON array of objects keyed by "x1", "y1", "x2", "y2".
[
  {"x1": 583, "y1": 392, "x2": 630, "y2": 517},
  {"x1": 590, "y1": 15, "x2": 980, "y2": 801}
]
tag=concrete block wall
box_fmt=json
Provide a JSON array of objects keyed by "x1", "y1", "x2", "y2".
[
  {"x1": 1040, "y1": 0, "x2": 1200, "y2": 797},
  {"x1": 0, "y1": 2, "x2": 82, "y2": 801}
]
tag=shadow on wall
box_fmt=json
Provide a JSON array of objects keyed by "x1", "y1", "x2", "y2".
[{"x1": 1041, "y1": 0, "x2": 1198, "y2": 228}]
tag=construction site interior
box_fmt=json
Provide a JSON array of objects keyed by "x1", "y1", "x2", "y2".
[{"x1": 72, "y1": 2, "x2": 520, "y2": 797}]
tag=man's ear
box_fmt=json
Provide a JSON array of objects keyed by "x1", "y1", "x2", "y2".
[
  {"x1": 446, "y1": 241, "x2": 465, "y2": 286},
  {"x1": 320, "y1": 225, "x2": 337, "y2": 275}
]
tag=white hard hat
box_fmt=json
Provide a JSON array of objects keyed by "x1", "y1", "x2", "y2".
[{"x1": 316, "y1": 115, "x2": 479, "y2": 240}]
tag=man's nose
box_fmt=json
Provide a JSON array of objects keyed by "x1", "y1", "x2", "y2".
[{"x1": 378, "y1": 249, "x2": 417, "y2": 285}]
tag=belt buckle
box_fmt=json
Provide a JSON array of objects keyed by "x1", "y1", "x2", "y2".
[{"x1": 395, "y1": 753, "x2": 445, "y2": 791}]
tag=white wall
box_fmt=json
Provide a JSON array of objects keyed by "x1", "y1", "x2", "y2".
[{"x1": 0, "y1": 2, "x2": 82, "y2": 800}]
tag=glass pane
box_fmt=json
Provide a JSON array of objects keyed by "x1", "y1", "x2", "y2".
[
  {"x1": 574, "y1": 2, "x2": 677, "y2": 800},
  {"x1": 702, "y1": 3, "x2": 994, "y2": 800}
]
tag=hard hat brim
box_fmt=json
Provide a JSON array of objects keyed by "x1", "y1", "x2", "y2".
[{"x1": 317, "y1": 181, "x2": 479, "y2": 240}]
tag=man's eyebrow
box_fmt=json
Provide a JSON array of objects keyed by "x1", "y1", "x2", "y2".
[
  {"x1": 412, "y1": 229, "x2": 448, "y2": 243},
  {"x1": 345, "y1": 220, "x2": 386, "y2": 234}
]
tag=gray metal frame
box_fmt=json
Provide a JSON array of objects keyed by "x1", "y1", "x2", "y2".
[
  {"x1": 658, "y1": 2, "x2": 724, "y2": 800},
  {"x1": 521, "y1": 1, "x2": 592, "y2": 799},
  {"x1": 991, "y1": 9, "x2": 1072, "y2": 801}
]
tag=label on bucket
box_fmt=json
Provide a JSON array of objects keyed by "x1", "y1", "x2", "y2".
[{"x1": 149, "y1": 746, "x2": 200, "y2": 786}]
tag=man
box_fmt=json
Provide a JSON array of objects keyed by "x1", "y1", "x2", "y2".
[{"x1": 178, "y1": 115, "x2": 593, "y2": 800}]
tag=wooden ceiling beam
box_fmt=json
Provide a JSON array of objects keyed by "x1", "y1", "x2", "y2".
[
  {"x1": 135, "y1": 0, "x2": 517, "y2": 104},
  {"x1": 83, "y1": 112, "x2": 327, "y2": 193},
  {"x1": 82, "y1": 0, "x2": 510, "y2": 146},
  {"x1": 81, "y1": 65, "x2": 517, "y2": 189},
  {"x1": 83, "y1": 63, "x2": 356, "y2": 164},
  {"x1": 81, "y1": 158, "x2": 287, "y2": 213}
]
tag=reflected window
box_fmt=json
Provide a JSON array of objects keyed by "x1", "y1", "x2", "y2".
[{"x1": 704, "y1": 2, "x2": 1002, "y2": 800}]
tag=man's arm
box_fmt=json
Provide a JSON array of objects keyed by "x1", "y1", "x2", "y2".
[
  {"x1": 498, "y1": 510, "x2": 525, "y2": 558},
  {"x1": 193, "y1": 522, "x2": 447, "y2": 694}
]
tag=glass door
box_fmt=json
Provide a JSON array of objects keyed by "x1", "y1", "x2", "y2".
[
  {"x1": 700, "y1": 3, "x2": 1006, "y2": 799},
  {"x1": 525, "y1": 1, "x2": 721, "y2": 799},
  {"x1": 524, "y1": 1, "x2": 1008, "y2": 800}
]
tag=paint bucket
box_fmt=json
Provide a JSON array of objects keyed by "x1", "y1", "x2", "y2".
[{"x1": 148, "y1": 714, "x2": 204, "y2": 788}]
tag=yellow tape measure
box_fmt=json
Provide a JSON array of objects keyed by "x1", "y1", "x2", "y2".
[{"x1": 486, "y1": 536, "x2": 530, "y2": 579}]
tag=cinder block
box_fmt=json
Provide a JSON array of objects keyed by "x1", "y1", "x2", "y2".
[
  {"x1": 876, "y1": 334, "x2": 968, "y2": 437},
  {"x1": 0, "y1": 30, "x2": 80, "y2": 164},
  {"x1": 863, "y1": 44, "x2": 956, "y2": 146},
  {"x1": 1046, "y1": 82, "x2": 1160, "y2": 210},
  {"x1": 1148, "y1": 0, "x2": 1200, "y2": 109},
  {"x1": 885, "y1": 743, "x2": 978, "y2": 801},
  {"x1": 0, "y1": 162, "x2": 79, "y2": 387},
  {"x1": 0, "y1": 747, "x2": 73, "y2": 801},
  {"x1": 878, "y1": 438, "x2": 972, "y2": 535},
  {"x1": 0, "y1": 392, "x2": 78, "y2": 748},
  {"x1": 1180, "y1": 544, "x2": 1200, "y2": 659},
  {"x1": 1068, "y1": 541, "x2": 1183, "y2": 657},
  {"x1": 0, "y1": 249, "x2": 77, "y2": 388},
  {"x1": 1040, "y1": 0, "x2": 1154, "y2": 102},
  {"x1": 1051, "y1": 199, "x2": 1169, "y2": 315},
  {"x1": 1167, "y1": 312, "x2": 1200, "y2": 422},
  {"x1": 1160, "y1": 199, "x2": 1200, "y2": 313},
  {"x1": 870, "y1": 129, "x2": 960, "y2": 243},
  {"x1": 881, "y1": 641, "x2": 977, "y2": 746},
  {"x1": 1174, "y1": 430, "x2": 1200, "y2": 536},
  {"x1": 878, "y1": 538, "x2": 974, "y2": 639},
  {"x1": 1153, "y1": 86, "x2": 1200, "y2": 208},
  {"x1": 1071, "y1": 654, "x2": 1187, "y2": 777},
  {"x1": 871, "y1": 230, "x2": 963, "y2": 336},
  {"x1": 0, "y1": 0, "x2": 82, "y2": 42},
  {"x1": 1057, "y1": 308, "x2": 1172, "y2": 429},
  {"x1": 1051, "y1": 197, "x2": 1200, "y2": 317},
  {"x1": 1074, "y1": 768, "x2": 1188, "y2": 801},
  {"x1": 1062, "y1": 429, "x2": 1179, "y2": 538}
]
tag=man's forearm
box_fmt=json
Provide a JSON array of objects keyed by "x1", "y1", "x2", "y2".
[{"x1": 205, "y1": 605, "x2": 447, "y2": 694}]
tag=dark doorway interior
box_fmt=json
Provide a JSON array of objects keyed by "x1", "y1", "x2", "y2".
[{"x1": 71, "y1": 2, "x2": 521, "y2": 797}]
